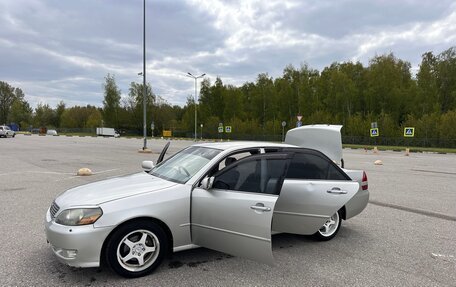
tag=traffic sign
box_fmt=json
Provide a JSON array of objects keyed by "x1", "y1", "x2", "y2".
[
  {"x1": 404, "y1": 127, "x2": 415, "y2": 137},
  {"x1": 218, "y1": 126, "x2": 223, "y2": 133},
  {"x1": 370, "y1": 128, "x2": 379, "y2": 137},
  {"x1": 371, "y1": 122, "x2": 378, "y2": 128},
  {"x1": 296, "y1": 121, "x2": 302, "y2": 127},
  {"x1": 281, "y1": 121, "x2": 286, "y2": 127},
  {"x1": 297, "y1": 115, "x2": 303, "y2": 121},
  {"x1": 225, "y1": 126, "x2": 232, "y2": 133}
]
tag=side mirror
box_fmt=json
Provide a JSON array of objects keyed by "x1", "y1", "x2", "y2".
[
  {"x1": 141, "y1": 160, "x2": 154, "y2": 172},
  {"x1": 200, "y1": 176, "x2": 214, "y2": 190}
]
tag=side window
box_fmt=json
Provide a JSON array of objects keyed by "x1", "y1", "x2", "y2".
[
  {"x1": 213, "y1": 159, "x2": 261, "y2": 192},
  {"x1": 213, "y1": 157, "x2": 288, "y2": 194},
  {"x1": 286, "y1": 153, "x2": 327, "y2": 180},
  {"x1": 286, "y1": 153, "x2": 347, "y2": 180},
  {"x1": 327, "y1": 164, "x2": 348, "y2": 180},
  {"x1": 207, "y1": 149, "x2": 260, "y2": 177}
]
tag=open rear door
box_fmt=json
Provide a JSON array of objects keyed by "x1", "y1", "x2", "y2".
[{"x1": 272, "y1": 180, "x2": 358, "y2": 235}]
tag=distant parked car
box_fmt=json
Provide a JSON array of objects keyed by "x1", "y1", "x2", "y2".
[
  {"x1": 0, "y1": 125, "x2": 15, "y2": 138},
  {"x1": 47, "y1": 129, "x2": 58, "y2": 136}
]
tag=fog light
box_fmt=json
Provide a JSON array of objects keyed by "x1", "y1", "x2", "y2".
[
  {"x1": 65, "y1": 249, "x2": 78, "y2": 259},
  {"x1": 53, "y1": 246, "x2": 78, "y2": 259}
]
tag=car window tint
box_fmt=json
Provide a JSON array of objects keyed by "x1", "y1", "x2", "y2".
[
  {"x1": 213, "y1": 157, "x2": 287, "y2": 194},
  {"x1": 263, "y1": 158, "x2": 288, "y2": 194},
  {"x1": 213, "y1": 159, "x2": 260, "y2": 192},
  {"x1": 218, "y1": 151, "x2": 257, "y2": 170},
  {"x1": 286, "y1": 153, "x2": 329, "y2": 180},
  {"x1": 327, "y1": 163, "x2": 348, "y2": 180}
]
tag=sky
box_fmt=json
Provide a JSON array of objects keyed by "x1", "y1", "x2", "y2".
[{"x1": 1, "y1": 0, "x2": 455, "y2": 108}]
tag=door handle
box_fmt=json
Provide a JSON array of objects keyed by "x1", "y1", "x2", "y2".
[
  {"x1": 327, "y1": 188, "x2": 348, "y2": 194},
  {"x1": 250, "y1": 205, "x2": 271, "y2": 212}
]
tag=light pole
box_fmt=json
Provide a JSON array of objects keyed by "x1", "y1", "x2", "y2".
[
  {"x1": 141, "y1": 0, "x2": 148, "y2": 150},
  {"x1": 186, "y1": 72, "x2": 205, "y2": 141}
]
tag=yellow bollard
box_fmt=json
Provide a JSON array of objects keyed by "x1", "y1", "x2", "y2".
[
  {"x1": 373, "y1": 146, "x2": 378, "y2": 154},
  {"x1": 405, "y1": 148, "x2": 410, "y2": 156}
]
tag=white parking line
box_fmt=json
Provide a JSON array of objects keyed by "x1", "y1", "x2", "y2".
[
  {"x1": 431, "y1": 253, "x2": 456, "y2": 262},
  {"x1": 54, "y1": 168, "x2": 120, "y2": 182},
  {"x1": 0, "y1": 169, "x2": 120, "y2": 181},
  {"x1": 92, "y1": 169, "x2": 119, "y2": 175},
  {"x1": 0, "y1": 171, "x2": 74, "y2": 177}
]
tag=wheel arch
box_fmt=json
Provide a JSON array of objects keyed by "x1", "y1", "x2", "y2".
[{"x1": 100, "y1": 216, "x2": 174, "y2": 267}]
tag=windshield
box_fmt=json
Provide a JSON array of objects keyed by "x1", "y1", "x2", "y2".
[{"x1": 150, "y1": 146, "x2": 221, "y2": 184}]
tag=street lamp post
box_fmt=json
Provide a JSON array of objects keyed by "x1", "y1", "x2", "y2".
[
  {"x1": 186, "y1": 72, "x2": 205, "y2": 141},
  {"x1": 142, "y1": 0, "x2": 148, "y2": 150}
]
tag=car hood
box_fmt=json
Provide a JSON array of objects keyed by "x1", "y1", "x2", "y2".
[
  {"x1": 55, "y1": 172, "x2": 179, "y2": 206},
  {"x1": 285, "y1": 125, "x2": 343, "y2": 164}
]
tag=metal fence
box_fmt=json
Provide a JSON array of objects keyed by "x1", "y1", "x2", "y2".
[
  {"x1": 342, "y1": 136, "x2": 456, "y2": 148},
  {"x1": 54, "y1": 128, "x2": 455, "y2": 148}
]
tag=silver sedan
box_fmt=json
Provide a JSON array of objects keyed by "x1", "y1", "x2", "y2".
[{"x1": 45, "y1": 125, "x2": 369, "y2": 278}]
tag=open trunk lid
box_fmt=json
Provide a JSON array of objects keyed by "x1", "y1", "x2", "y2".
[{"x1": 285, "y1": 124, "x2": 343, "y2": 165}]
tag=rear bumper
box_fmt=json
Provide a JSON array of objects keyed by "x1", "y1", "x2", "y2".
[{"x1": 344, "y1": 189, "x2": 369, "y2": 220}]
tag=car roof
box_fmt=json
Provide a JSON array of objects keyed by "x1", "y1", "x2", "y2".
[{"x1": 193, "y1": 141, "x2": 295, "y2": 152}]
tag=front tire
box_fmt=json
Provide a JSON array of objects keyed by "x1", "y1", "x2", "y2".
[
  {"x1": 105, "y1": 221, "x2": 168, "y2": 278},
  {"x1": 312, "y1": 210, "x2": 341, "y2": 241}
]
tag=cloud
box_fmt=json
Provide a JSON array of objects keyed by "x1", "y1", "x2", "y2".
[{"x1": 0, "y1": 0, "x2": 455, "y2": 108}]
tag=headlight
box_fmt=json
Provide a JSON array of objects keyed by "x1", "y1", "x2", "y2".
[{"x1": 55, "y1": 208, "x2": 103, "y2": 226}]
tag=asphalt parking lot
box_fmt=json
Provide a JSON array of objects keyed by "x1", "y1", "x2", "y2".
[{"x1": 1, "y1": 135, "x2": 455, "y2": 286}]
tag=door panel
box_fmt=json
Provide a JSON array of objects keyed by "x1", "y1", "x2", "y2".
[
  {"x1": 272, "y1": 180, "x2": 359, "y2": 235},
  {"x1": 192, "y1": 187, "x2": 278, "y2": 265}
]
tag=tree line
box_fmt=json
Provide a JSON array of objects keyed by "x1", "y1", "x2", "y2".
[{"x1": 1, "y1": 47, "x2": 455, "y2": 146}]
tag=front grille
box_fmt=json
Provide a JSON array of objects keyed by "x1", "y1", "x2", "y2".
[{"x1": 50, "y1": 201, "x2": 60, "y2": 219}]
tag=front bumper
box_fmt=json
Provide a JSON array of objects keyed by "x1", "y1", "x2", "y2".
[{"x1": 44, "y1": 210, "x2": 113, "y2": 268}]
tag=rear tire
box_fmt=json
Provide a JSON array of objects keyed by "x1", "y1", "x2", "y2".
[
  {"x1": 105, "y1": 220, "x2": 168, "y2": 278},
  {"x1": 312, "y1": 210, "x2": 341, "y2": 241}
]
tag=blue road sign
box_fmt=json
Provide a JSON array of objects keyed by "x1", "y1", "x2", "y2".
[
  {"x1": 370, "y1": 128, "x2": 379, "y2": 137},
  {"x1": 404, "y1": 127, "x2": 415, "y2": 137}
]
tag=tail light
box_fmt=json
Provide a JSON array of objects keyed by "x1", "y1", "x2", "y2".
[{"x1": 361, "y1": 171, "x2": 368, "y2": 190}]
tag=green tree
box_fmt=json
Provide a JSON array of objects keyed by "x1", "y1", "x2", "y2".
[
  {"x1": 365, "y1": 53, "x2": 415, "y2": 123},
  {"x1": 86, "y1": 109, "x2": 103, "y2": 128},
  {"x1": 53, "y1": 101, "x2": 66, "y2": 128},
  {"x1": 416, "y1": 52, "x2": 439, "y2": 115},
  {"x1": 33, "y1": 103, "x2": 55, "y2": 127},
  {"x1": 60, "y1": 105, "x2": 101, "y2": 128},
  {"x1": 102, "y1": 74, "x2": 121, "y2": 128},
  {"x1": 123, "y1": 81, "x2": 155, "y2": 132},
  {"x1": 0, "y1": 81, "x2": 25, "y2": 124},
  {"x1": 8, "y1": 98, "x2": 32, "y2": 129},
  {"x1": 435, "y1": 47, "x2": 456, "y2": 112}
]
